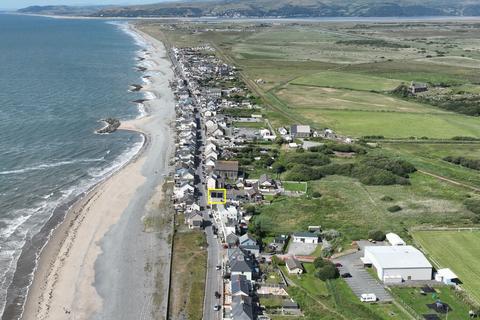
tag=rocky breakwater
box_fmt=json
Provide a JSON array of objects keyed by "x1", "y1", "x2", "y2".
[{"x1": 96, "y1": 118, "x2": 121, "y2": 134}]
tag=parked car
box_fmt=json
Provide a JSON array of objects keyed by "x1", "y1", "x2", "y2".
[
  {"x1": 216, "y1": 265, "x2": 222, "y2": 270},
  {"x1": 360, "y1": 293, "x2": 377, "y2": 302},
  {"x1": 215, "y1": 291, "x2": 221, "y2": 298},
  {"x1": 213, "y1": 305, "x2": 221, "y2": 311},
  {"x1": 341, "y1": 272, "x2": 352, "y2": 278}
]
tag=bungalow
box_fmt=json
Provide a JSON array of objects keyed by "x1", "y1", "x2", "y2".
[
  {"x1": 292, "y1": 232, "x2": 319, "y2": 244},
  {"x1": 435, "y1": 268, "x2": 458, "y2": 285},
  {"x1": 286, "y1": 257, "x2": 304, "y2": 274},
  {"x1": 185, "y1": 211, "x2": 204, "y2": 229}
]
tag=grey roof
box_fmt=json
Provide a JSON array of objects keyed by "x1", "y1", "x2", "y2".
[
  {"x1": 226, "y1": 233, "x2": 239, "y2": 245},
  {"x1": 239, "y1": 233, "x2": 256, "y2": 246},
  {"x1": 286, "y1": 258, "x2": 303, "y2": 271},
  {"x1": 231, "y1": 274, "x2": 250, "y2": 296},
  {"x1": 230, "y1": 257, "x2": 254, "y2": 273},
  {"x1": 293, "y1": 232, "x2": 318, "y2": 238},
  {"x1": 231, "y1": 296, "x2": 254, "y2": 320}
]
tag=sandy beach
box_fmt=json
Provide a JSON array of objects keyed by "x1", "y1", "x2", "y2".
[{"x1": 21, "y1": 25, "x2": 176, "y2": 320}]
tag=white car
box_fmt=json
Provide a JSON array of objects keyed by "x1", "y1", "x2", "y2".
[
  {"x1": 360, "y1": 293, "x2": 377, "y2": 302},
  {"x1": 213, "y1": 305, "x2": 221, "y2": 311}
]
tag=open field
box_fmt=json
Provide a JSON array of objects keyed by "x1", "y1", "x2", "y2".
[
  {"x1": 413, "y1": 230, "x2": 480, "y2": 304},
  {"x1": 291, "y1": 71, "x2": 403, "y2": 92},
  {"x1": 282, "y1": 181, "x2": 307, "y2": 192},
  {"x1": 382, "y1": 143, "x2": 480, "y2": 189},
  {"x1": 169, "y1": 227, "x2": 207, "y2": 320},
  {"x1": 233, "y1": 121, "x2": 265, "y2": 129},
  {"x1": 276, "y1": 84, "x2": 447, "y2": 113},
  {"x1": 391, "y1": 286, "x2": 471, "y2": 319},
  {"x1": 253, "y1": 175, "x2": 473, "y2": 243},
  {"x1": 298, "y1": 109, "x2": 480, "y2": 138}
]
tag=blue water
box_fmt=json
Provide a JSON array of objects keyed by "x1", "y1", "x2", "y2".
[{"x1": 0, "y1": 14, "x2": 145, "y2": 318}]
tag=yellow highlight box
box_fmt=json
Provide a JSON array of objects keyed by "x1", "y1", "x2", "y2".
[{"x1": 207, "y1": 188, "x2": 227, "y2": 205}]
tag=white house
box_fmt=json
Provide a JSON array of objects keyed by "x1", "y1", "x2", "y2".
[
  {"x1": 386, "y1": 233, "x2": 406, "y2": 246},
  {"x1": 362, "y1": 246, "x2": 432, "y2": 283},
  {"x1": 292, "y1": 232, "x2": 319, "y2": 244},
  {"x1": 286, "y1": 258, "x2": 304, "y2": 274}
]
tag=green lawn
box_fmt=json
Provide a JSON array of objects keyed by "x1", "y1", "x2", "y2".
[
  {"x1": 413, "y1": 230, "x2": 480, "y2": 304},
  {"x1": 233, "y1": 121, "x2": 266, "y2": 129},
  {"x1": 291, "y1": 71, "x2": 403, "y2": 92},
  {"x1": 391, "y1": 286, "x2": 471, "y2": 320},
  {"x1": 282, "y1": 181, "x2": 308, "y2": 192}
]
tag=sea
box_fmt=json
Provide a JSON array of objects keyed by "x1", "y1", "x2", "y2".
[{"x1": 0, "y1": 14, "x2": 147, "y2": 319}]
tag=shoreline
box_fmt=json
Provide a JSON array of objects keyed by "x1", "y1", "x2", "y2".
[{"x1": 19, "y1": 22, "x2": 176, "y2": 320}]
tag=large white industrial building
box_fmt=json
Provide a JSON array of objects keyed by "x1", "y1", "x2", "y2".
[{"x1": 361, "y1": 245, "x2": 432, "y2": 283}]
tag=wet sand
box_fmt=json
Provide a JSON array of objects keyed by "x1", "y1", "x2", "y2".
[{"x1": 21, "y1": 25, "x2": 176, "y2": 320}]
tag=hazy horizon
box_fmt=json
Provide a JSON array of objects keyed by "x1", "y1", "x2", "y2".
[{"x1": 0, "y1": 0, "x2": 166, "y2": 10}]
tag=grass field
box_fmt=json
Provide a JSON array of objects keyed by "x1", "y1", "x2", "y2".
[
  {"x1": 276, "y1": 84, "x2": 446, "y2": 113},
  {"x1": 233, "y1": 121, "x2": 266, "y2": 129},
  {"x1": 282, "y1": 181, "x2": 307, "y2": 192},
  {"x1": 301, "y1": 110, "x2": 480, "y2": 138},
  {"x1": 413, "y1": 230, "x2": 480, "y2": 304},
  {"x1": 391, "y1": 286, "x2": 471, "y2": 319},
  {"x1": 169, "y1": 228, "x2": 207, "y2": 320},
  {"x1": 291, "y1": 71, "x2": 403, "y2": 92},
  {"x1": 253, "y1": 175, "x2": 472, "y2": 243},
  {"x1": 383, "y1": 143, "x2": 480, "y2": 189}
]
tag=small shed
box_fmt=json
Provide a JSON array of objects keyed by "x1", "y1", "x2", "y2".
[{"x1": 435, "y1": 268, "x2": 458, "y2": 285}]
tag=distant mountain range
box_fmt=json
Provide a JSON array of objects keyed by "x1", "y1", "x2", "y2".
[{"x1": 18, "y1": 0, "x2": 480, "y2": 18}]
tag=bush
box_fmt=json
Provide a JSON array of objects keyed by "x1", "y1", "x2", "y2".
[
  {"x1": 464, "y1": 198, "x2": 480, "y2": 215},
  {"x1": 387, "y1": 205, "x2": 402, "y2": 213},
  {"x1": 352, "y1": 164, "x2": 410, "y2": 186},
  {"x1": 368, "y1": 230, "x2": 386, "y2": 241},
  {"x1": 287, "y1": 152, "x2": 331, "y2": 167},
  {"x1": 316, "y1": 262, "x2": 340, "y2": 281},
  {"x1": 443, "y1": 156, "x2": 480, "y2": 171},
  {"x1": 381, "y1": 196, "x2": 394, "y2": 202},
  {"x1": 322, "y1": 229, "x2": 340, "y2": 241},
  {"x1": 244, "y1": 205, "x2": 257, "y2": 215},
  {"x1": 271, "y1": 255, "x2": 285, "y2": 267},
  {"x1": 312, "y1": 191, "x2": 322, "y2": 198},
  {"x1": 313, "y1": 257, "x2": 327, "y2": 269},
  {"x1": 283, "y1": 164, "x2": 323, "y2": 181},
  {"x1": 361, "y1": 155, "x2": 416, "y2": 177}
]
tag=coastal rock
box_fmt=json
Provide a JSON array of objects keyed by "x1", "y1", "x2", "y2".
[
  {"x1": 136, "y1": 66, "x2": 147, "y2": 72},
  {"x1": 129, "y1": 84, "x2": 143, "y2": 92},
  {"x1": 96, "y1": 118, "x2": 120, "y2": 134}
]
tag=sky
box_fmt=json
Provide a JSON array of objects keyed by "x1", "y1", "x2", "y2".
[{"x1": 0, "y1": 0, "x2": 162, "y2": 10}]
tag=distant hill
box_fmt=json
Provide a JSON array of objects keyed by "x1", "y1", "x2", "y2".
[
  {"x1": 19, "y1": 0, "x2": 480, "y2": 18},
  {"x1": 17, "y1": 5, "x2": 112, "y2": 16}
]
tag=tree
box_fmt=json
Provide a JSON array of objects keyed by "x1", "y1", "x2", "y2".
[
  {"x1": 274, "y1": 136, "x2": 284, "y2": 146},
  {"x1": 316, "y1": 263, "x2": 340, "y2": 281},
  {"x1": 313, "y1": 257, "x2": 327, "y2": 269},
  {"x1": 312, "y1": 191, "x2": 322, "y2": 198},
  {"x1": 368, "y1": 230, "x2": 386, "y2": 241},
  {"x1": 272, "y1": 162, "x2": 286, "y2": 175},
  {"x1": 271, "y1": 255, "x2": 285, "y2": 267},
  {"x1": 244, "y1": 205, "x2": 256, "y2": 215}
]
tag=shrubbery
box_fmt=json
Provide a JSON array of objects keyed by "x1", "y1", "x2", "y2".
[
  {"x1": 313, "y1": 257, "x2": 339, "y2": 281},
  {"x1": 286, "y1": 152, "x2": 331, "y2": 167},
  {"x1": 387, "y1": 205, "x2": 402, "y2": 213},
  {"x1": 368, "y1": 230, "x2": 386, "y2": 241},
  {"x1": 443, "y1": 156, "x2": 480, "y2": 171},
  {"x1": 283, "y1": 164, "x2": 323, "y2": 181},
  {"x1": 464, "y1": 198, "x2": 480, "y2": 215},
  {"x1": 361, "y1": 155, "x2": 416, "y2": 177}
]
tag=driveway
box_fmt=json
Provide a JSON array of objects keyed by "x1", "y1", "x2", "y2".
[
  {"x1": 287, "y1": 242, "x2": 318, "y2": 256},
  {"x1": 333, "y1": 244, "x2": 392, "y2": 302}
]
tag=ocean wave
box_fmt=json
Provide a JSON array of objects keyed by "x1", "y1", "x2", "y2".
[
  {"x1": 0, "y1": 158, "x2": 105, "y2": 176},
  {"x1": 136, "y1": 103, "x2": 147, "y2": 119},
  {"x1": 143, "y1": 91, "x2": 157, "y2": 100},
  {"x1": 107, "y1": 21, "x2": 149, "y2": 49}
]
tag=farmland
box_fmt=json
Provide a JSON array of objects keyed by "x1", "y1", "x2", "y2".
[{"x1": 413, "y1": 230, "x2": 480, "y2": 304}]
